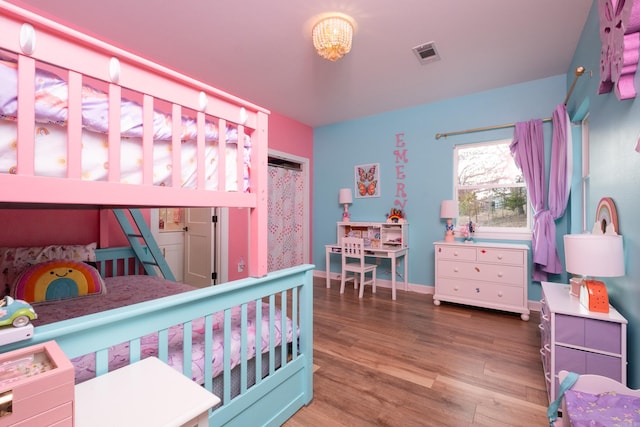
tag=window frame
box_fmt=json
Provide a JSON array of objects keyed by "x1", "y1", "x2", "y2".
[{"x1": 453, "y1": 139, "x2": 532, "y2": 241}]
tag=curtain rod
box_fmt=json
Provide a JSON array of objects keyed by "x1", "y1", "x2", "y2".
[{"x1": 435, "y1": 66, "x2": 586, "y2": 140}]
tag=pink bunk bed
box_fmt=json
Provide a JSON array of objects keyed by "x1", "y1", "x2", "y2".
[{"x1": 0, "y1": 2, "x2": 313, "y2": 426}]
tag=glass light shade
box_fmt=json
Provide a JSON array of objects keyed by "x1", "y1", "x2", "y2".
[
  {"x1": 563, "y1": 234, "x2": 625, "y2": 277},
  {"x1": 339, "y1": 188, "x2": 353, "y2": 204},
  {"x1": 440, "y1": 200, "x2": 459, "y2": 219},
  {"x1": 312, "y1": 15, "x2": 354, "y2": 61}
]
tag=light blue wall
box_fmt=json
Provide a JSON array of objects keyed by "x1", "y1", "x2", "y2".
[
  {"x1": 567, "y1": 0, "x2": 640, "y2": 388},
  {"x1": 312, "y1": 0, "x2": 640, "y2": 391},
  {"x1": 313, "y1": 74, "x2": 572, "y2": 303}
]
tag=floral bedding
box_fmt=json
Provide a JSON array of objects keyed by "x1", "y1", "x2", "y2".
[
  {"x1": 32, "y1": 275, "x2": 295, "y2": 384},
  {"x1": 565, "y1": 389, "x2": 640, "y2": 426}
]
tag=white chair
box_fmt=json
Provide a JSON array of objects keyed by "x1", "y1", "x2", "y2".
[{"x1": 340, "y1": 237, "x2": 377, "y2": 298}]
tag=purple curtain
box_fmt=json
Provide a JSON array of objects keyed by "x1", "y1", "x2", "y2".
[
  {"x1": 509, "y1": 105, "x2": 571, "y2": 281},
  {"x1": 510, "y1": 119, "x2": 547, "y2": 280},
  {"x1": 547, "y1": 104, "x2": 572, "y2": 273}
]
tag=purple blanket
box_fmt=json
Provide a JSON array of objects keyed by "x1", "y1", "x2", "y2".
[
  {"x1": 565, "y1": 389, "x2": 640, "y2": 426},
  {"x1": 33, "y1": 275, "x2": 294, "y2": 384}
]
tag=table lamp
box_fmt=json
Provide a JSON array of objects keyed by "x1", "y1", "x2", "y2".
[
  {"x1": 339, "y1": 188, "x2": 353, "y2": 222},
  {"x1": 440, "y1": 200, "x2": 458, "y2": 242},
  {"x1": 563, "y1": 234, "x2": 624, "y2": 313}
]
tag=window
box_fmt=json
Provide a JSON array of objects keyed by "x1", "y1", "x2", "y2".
[{"x1": 454, "y1": 139, "x2": 531, "y2": 239}]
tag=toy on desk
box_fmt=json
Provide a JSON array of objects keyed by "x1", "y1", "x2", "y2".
[
  {"x1": 0, "y1": 296, "x2": 37, "y2": 328},
  {"x1": 386, "y1": 208, "x2": 406, "y2": 223}
]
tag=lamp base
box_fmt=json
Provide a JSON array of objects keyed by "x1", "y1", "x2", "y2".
[
  {"x1": 569, "y1": 277, "x2": 582, "y2": 297},
  {"x1": 342, "y1": 204, "x2": 350, "y2": 222},
  {"x1": 444, "y1": 232, "x2": 454, "y2": 242}
]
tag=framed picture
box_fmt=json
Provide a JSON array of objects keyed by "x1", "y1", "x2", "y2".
[{"x1": 354, "y1": 163, "x2": 380, "y2": 198}]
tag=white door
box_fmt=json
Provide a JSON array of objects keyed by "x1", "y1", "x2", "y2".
[
  {"x1": 156, "y1": 208, "x2": 186, "y2": 282},
  {"x1": 184, "y1": 208, "x2": 216, "y2": 287}
]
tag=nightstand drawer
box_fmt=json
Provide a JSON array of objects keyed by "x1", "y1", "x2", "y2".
[
  {"x1": 437, "y1": 260, "x2": 524, "y2": 285},
  {"x1": 13, "y1": 402, "x2": 72, "y2": 427},
  {"x1": 555, "y1": 346, "x2": 622, "y2": 382},
  {"x1": 435, "y1": 245, "x2": 476, "y2": 261},
  {"x1": 555, "y1": 314, "x2": 622, "y2": 354}
]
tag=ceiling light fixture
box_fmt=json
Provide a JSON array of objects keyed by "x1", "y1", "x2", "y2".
[{"x1": 312, "y1": 14, "x2": 355, "y2": 61}]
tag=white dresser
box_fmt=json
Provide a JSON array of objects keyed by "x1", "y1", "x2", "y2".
[{"x1": 433, "y1": 241, "x2": 530, "y2": 321}]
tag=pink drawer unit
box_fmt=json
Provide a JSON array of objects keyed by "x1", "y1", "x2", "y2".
[{"x1": 0, "y1": 341, "x2": 74, "y2": 427}]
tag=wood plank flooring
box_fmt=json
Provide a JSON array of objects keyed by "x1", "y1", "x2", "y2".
[{"x1": 284, "y1": 278, "x2": 549, "y2": 427}]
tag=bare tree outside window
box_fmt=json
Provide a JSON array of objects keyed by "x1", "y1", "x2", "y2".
[{"x1": 454, "y1": 140, "x2": 529, "y2": 230}]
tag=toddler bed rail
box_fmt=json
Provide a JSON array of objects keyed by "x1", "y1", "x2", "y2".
[{"x1": 0, "y1": 247, "x2": 314, "y2": 427}]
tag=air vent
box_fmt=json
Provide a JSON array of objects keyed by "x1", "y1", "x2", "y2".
[{"x1": 413, "y1": 41, "x2": 440, "y2": 65}]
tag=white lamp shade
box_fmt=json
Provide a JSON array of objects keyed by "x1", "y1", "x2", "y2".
[
  {"x1": 564, "y1": 234, "x2": 625, "y2": 277},
  {"x1": 440, "y1": 200, "x2": 459, "y2": 219},
  {"x1": 339, "y1": 188, "x2": 353, "y2": 204}
]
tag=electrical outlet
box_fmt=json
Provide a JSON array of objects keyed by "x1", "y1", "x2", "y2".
[{"x1": 238, "y1": 257, "x2": 245, "y2": 272}]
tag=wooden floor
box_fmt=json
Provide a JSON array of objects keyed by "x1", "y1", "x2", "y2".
[{"x1": 284, "y1": 278, "x2": 549, "y2": 427}]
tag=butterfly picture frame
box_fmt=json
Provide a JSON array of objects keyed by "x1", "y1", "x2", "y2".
[{"x1": 354, "y1": 163, "x2": 380, "y2": 198}]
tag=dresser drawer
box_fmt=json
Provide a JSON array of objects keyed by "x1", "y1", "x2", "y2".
[
  {"x1": 555, "y1": 315, "x2": 622, "y2": 354},
  {"x1": 437, "y1": 260, "x2": 524, "y2": 286},
  {"x1": 435, "y1": 245, "x2": 476, "y2": 261},
  {"x1": 476, "y1": 247, "x2": 524, "y2": 265},
  {"x1": 555, "y1": 346, "x2": 622, "y2": 382},
  {"x1": 435, "y1": 277, "x2": 524, "y2": 307},
  {"x1": 13, "y1": 402, "x2": 72, "y2": 427}
]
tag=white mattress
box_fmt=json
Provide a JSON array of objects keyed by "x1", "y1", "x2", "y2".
[
  {"x1": 0, "y1": 119, "x2": 249, "y2": 191},
  {"x1": 0, "y1": 58, "x2": 250, "y2": 191}
]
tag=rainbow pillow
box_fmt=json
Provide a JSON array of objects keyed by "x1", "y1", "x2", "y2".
[{"x1": 14, "y1": 259, "x2": 106, "y2": 303}]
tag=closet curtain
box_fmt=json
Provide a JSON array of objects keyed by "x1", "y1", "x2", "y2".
[
  {"x1": 510, "y1": 104, "x2": 571, "y2": 281},
  {"x1": 267, "y1": 165, "x2": 305, "y2": 272}
]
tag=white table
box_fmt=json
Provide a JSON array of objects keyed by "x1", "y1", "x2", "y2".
[
  {"x1": 75, "y1": 357, "x2": 220, "y2": 427},
  {"x1": 325, "y1": 244, "x2": 408, "y2": 300}
]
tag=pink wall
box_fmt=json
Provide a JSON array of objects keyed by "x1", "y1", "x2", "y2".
[
  {"x1": 227, "y1": 111, "x2": 313, "y2": 280},
  {"x1": 0, "y1": 209, "x2": 129, "y2": 247}
]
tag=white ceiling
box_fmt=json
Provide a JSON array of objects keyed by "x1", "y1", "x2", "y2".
[{"x1": 7, "y1": 0, "x2": 593, "y2": 128}]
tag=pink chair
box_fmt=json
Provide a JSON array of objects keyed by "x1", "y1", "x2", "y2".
[{"x1": 340, "y1": 237, "x2": 377, "y2": 298}]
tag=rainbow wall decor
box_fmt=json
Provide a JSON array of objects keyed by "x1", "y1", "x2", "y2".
[{"x1": 14, "y1": 259, "x2": 105, "y2": 303}]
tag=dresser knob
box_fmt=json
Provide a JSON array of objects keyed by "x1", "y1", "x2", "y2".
[
  {"x1": 454, "y1": 286, "x2": 459, "y2": 291},
  {"x1": 498, "y1": 255, "x2": 503, "y2": 260},
  {"x1": 454, "y1": 268, "x2": 459, "y2": 273},
  {"x1": 497, "y1": 272, "x2": 503, "y2": 278},
  {"x1": 498, "y1": 291, "x2": 503, "y2": 297},
  {"x1": 453, "y1": 251, "x2": 459, "y2": 256}
]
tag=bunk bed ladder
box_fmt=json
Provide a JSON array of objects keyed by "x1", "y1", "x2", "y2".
[{"x1": 112, "y1": 209, "x2": 176, "y2": 281}]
